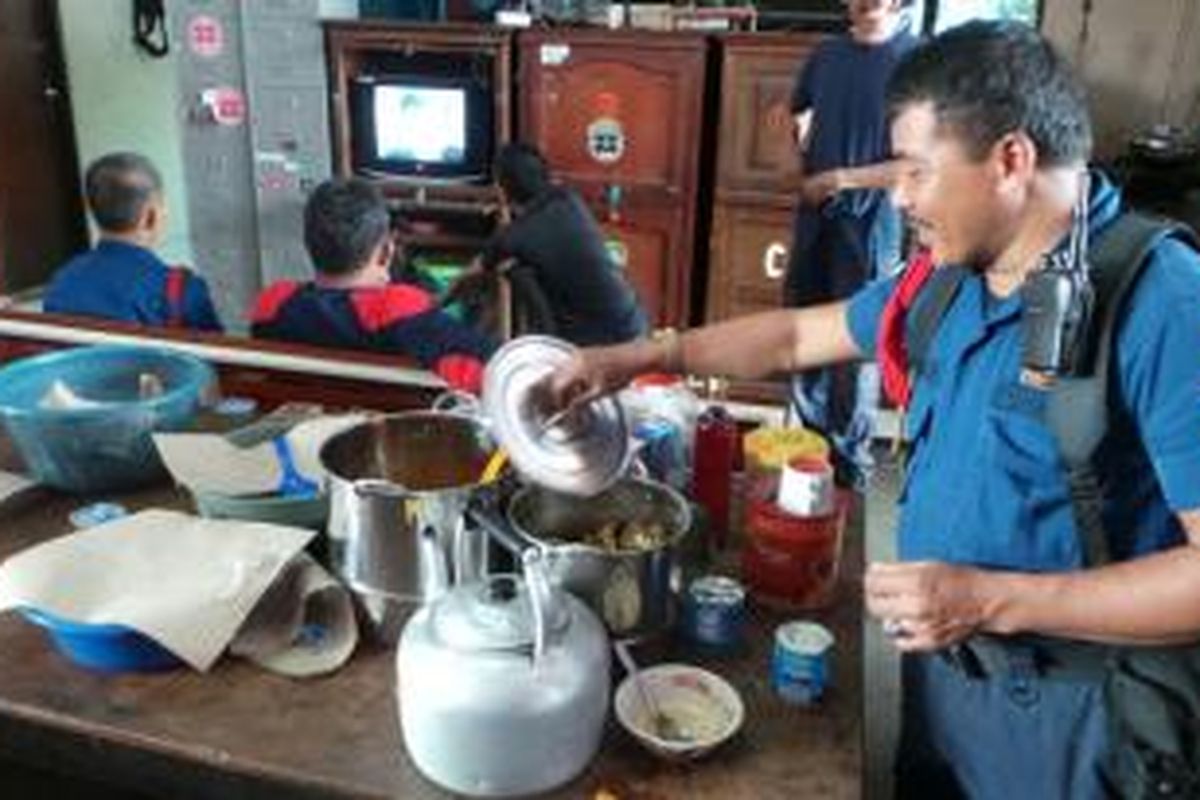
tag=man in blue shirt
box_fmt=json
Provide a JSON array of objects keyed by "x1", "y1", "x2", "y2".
[
  {"x1": 44, "y1": 152, "x2": 222, "y2": 331},
  {"x1": 785, "y1": 0, "x2": 918, "y2": 488},
  {"x1": 543, "y1": 22, "x2": 1200, "y2": 798}
]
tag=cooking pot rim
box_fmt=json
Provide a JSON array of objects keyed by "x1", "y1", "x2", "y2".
[
  {"x1": 506, "y1": 476, "x2": 692, "y2": 554},
  {"x1": 319, "y1": 410, "x2": 496, "y2": 493}
]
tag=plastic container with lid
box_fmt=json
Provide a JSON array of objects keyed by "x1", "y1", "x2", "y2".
[{"x1": 741, "y1": 479, "x2": 850, "y2": 610}]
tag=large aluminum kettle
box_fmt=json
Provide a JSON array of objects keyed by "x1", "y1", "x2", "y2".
[{"x1": 397, "y1": 549, "x2": 610, "y2": 797}]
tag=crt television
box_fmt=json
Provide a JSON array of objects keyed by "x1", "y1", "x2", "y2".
[{"x1": 349, "y1": 73, "x2": 494, "y2": 182}]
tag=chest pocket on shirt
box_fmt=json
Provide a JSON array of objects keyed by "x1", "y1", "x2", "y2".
[{"x1": 985, "y1": 380, "x2": 1061, "y2": 484}]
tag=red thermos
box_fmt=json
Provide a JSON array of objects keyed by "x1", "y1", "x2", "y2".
[{"x1": 692, "y1": 405, "x2": 737, "y2": 550}]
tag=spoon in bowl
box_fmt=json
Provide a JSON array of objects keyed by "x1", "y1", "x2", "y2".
[{"x1": 614, "y1": 641, "x2": 691, "y2": 743}]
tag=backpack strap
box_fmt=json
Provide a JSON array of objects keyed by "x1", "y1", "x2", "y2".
[
  {"x1": 1047, "y1": 212, "x2": 1199, "y2": 567},
  {"x1": 906, "y1": 264, "x2": 968, "y2": 381},
  {"x1": 165, "y1": 266, "x2": 188, "y2": 328}
]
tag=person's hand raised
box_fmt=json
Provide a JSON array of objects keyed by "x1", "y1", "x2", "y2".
[{"x1": 534, "y1": 343, "x2": 647, "y2": 415}]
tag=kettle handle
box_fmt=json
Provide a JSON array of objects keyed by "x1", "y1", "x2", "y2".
[{"x1": 522, "y1": 547, "x2": 552, "y2": 667}]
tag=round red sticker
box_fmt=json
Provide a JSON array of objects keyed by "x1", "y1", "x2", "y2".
[
  {"x1": 203, "y1": 87, "x2": 246, "y2": 126},
  {"x1": 187, "y1": 15, "x2": 224, "y2": 58}
]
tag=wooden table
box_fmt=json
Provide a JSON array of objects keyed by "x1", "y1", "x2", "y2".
[{"x1": 0, "y1": 459, "x2": 862, "y2": 799}]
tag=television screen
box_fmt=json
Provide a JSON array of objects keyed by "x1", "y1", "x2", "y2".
[
  {"x1": 374, "y1": 85, "x2": 466, "y2": 165},
  {"x1": 350, "y1": 71, "x2": 494, "y2": 183}
]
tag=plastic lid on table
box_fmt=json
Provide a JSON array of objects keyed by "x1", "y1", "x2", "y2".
[{"x1": 482, "y1": 336, "x2": 630, "y2": 496}]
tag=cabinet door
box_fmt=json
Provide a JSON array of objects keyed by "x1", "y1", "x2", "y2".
[
  {"x1": 519, "y1": 32, "x2": 705, "y2": 199},
  {"x1": 716, "y1": 34, "x2": 823, "y2": 199},
  {"x1": 518, "y1": 31, "x2": 708, "y2": 328},
  {"x1": 707, "y1": 201, "x2": 794, "y2": 322},
  {"x1": 597, "y1": 211, "x2": 672, "y2": 330}
]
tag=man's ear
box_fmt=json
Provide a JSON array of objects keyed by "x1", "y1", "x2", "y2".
[
  {"x1": 140, "y1": 200, "x2": 160, "y2": 233},
  {"x1": 373, "y1": 236, "x2": 398, "y2": 275},
  {"x1": 989, "y1": 130, "x2": 1039, "y2": 196}
]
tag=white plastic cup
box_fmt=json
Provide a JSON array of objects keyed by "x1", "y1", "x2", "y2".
[{"x1": 776, "y1": 456, "x2": 834, "y2": 517}]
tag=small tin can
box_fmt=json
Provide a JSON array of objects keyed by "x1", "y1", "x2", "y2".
[
  {"x1": 772, "y1": 621, "x2": 834, "y2": 705},
  {"x1": 683, "y1": 575, "x2": 746, "y2": 650},
  {"x1": 633, "y1": 417, "x2": 686, "y2": 489}
]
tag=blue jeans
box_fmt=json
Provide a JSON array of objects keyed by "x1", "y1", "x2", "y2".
[
  {"x1": 896, "y1": 651, "x2": 1113, "y2": 800},
  {"x1": 787, "y1": 201, "x2": 902, "y2": 488}
]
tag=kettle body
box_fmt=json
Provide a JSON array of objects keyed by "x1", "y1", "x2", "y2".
[{"x1": 396, "y1": 571, "x2": 610, "y2": 797}]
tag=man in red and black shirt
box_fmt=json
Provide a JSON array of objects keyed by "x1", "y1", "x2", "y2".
[{"x1": 249, "y1": 178, "x2": 495, "y2": 393}]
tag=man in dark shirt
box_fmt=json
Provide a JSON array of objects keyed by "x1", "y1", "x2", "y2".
[
  {"x1": 250, "y1": 178, "x2": 495, "y2": 394},
  {"x1": 44, "y1": 152, "x2": 223, "y2": 331},
  {"x1": 463, "y1": 143, "x2": 649, "y2": 346}
]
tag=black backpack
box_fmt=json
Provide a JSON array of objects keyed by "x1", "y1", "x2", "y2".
[{"x1": 907, "y1": 211, "x2": 1200, "y2": 799}]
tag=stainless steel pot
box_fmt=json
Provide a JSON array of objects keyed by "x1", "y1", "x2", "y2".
[
  {"x1": 320, "y1": 412, "x2": 496, "y2": 640},
  {"x1": 473, "y1": 477, "x2": 693, "y2": 640}
]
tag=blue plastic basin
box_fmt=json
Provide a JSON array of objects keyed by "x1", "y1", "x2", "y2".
[
  {"x1": 0, "y1": 345, "x2": 215, "y2": 493},
  {"x1": 18, "y1": 607, "x2": 183, "y2": 673}
]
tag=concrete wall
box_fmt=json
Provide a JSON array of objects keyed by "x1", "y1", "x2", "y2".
[
  {"x1": 1043, "y1": 0, "x2": 1200, "y2": 159},
  {"x1": 57, "y1": 0, "x2": 194, "y2": 265}
]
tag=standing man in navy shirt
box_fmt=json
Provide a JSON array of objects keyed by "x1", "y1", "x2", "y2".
[
  {"x1": 542, "y1": 22, "x2": 1200, "y2": 798},
  {"x1": 785, "y1": 0, "x2": 917, "y2": 487},
  {"x1": 45, "y1": 152, "x2": 223, "y2": 331}
]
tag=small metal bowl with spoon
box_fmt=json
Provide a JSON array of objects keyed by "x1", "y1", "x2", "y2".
[{"x1": 613, "y1": 643, "x2": 744, "y2": 761}]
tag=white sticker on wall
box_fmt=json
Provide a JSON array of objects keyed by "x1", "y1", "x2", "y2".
[
  {"x1": 540, "y1": 44, "x2": 570, "y2": 65},
  {"x1": 587, "y1": 117, "x2": 625, "y2": 164}
]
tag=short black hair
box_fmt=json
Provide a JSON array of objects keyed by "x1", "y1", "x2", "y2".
[
  {"x1": 84, "y1": 152, "x2": 162, "y2": 232},
  {"x1": 887, "y1": 21, "x2": 1092, "y2": 167},
  {"x1": 303, "y1": 178, "x2": 391, "y2": 276},
  {"x1": 495, "y1": 142, "x2": 550, "y2": 205}
]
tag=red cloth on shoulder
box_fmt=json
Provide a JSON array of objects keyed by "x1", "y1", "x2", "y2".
[
  {"x1": 350, "y1": 285, "x2": 434, "y2": 332},
  {"x1": 878, "y1": 248, "x2": 936, "y2": 408},
  {"x1": 249, "y1": 281, "x2": 301, "y2": 324},
  {"x1": 434, "y1": 354, "x2": 484, "y2": 395}
]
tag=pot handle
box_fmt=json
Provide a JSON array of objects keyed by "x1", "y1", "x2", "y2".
[
  {"x1": 431, "y1": 390, "x2": 482, "y2": 418},
  {"x1": 465, "y1": 487, "x2": 534, "y2": 557},
  {"x1": 351, "y1": 478, "x2": 409, "y2": 500}
]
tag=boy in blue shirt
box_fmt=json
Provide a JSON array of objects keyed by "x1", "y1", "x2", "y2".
[
  {"x1": 545, "y1": 22, "x2": 1200, "y2": 799},
  {"x1": 44, "y1": 152, "x2": 222, "y2": 331},
  {"x1": 250, "y1": 178, "x2": 495, "y2": 394}
]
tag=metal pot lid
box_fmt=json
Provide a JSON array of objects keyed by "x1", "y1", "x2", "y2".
[
  {"x1": 432, "y1": 575, "x2": 568, "y2": 652},
  {"x1": 483, "y1": 336, "x2": 630, "y2": 496}
]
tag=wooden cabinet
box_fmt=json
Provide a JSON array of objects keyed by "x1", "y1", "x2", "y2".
[
  {"x1": 324, "y1": 22, "x2": 512, "y2": 254},
  {"x1": 518, "y1": 29, "x2": 709, "y2": 329},
  {"x1": 707, "y1": 33, "x2": 822, "y2": 321}
]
